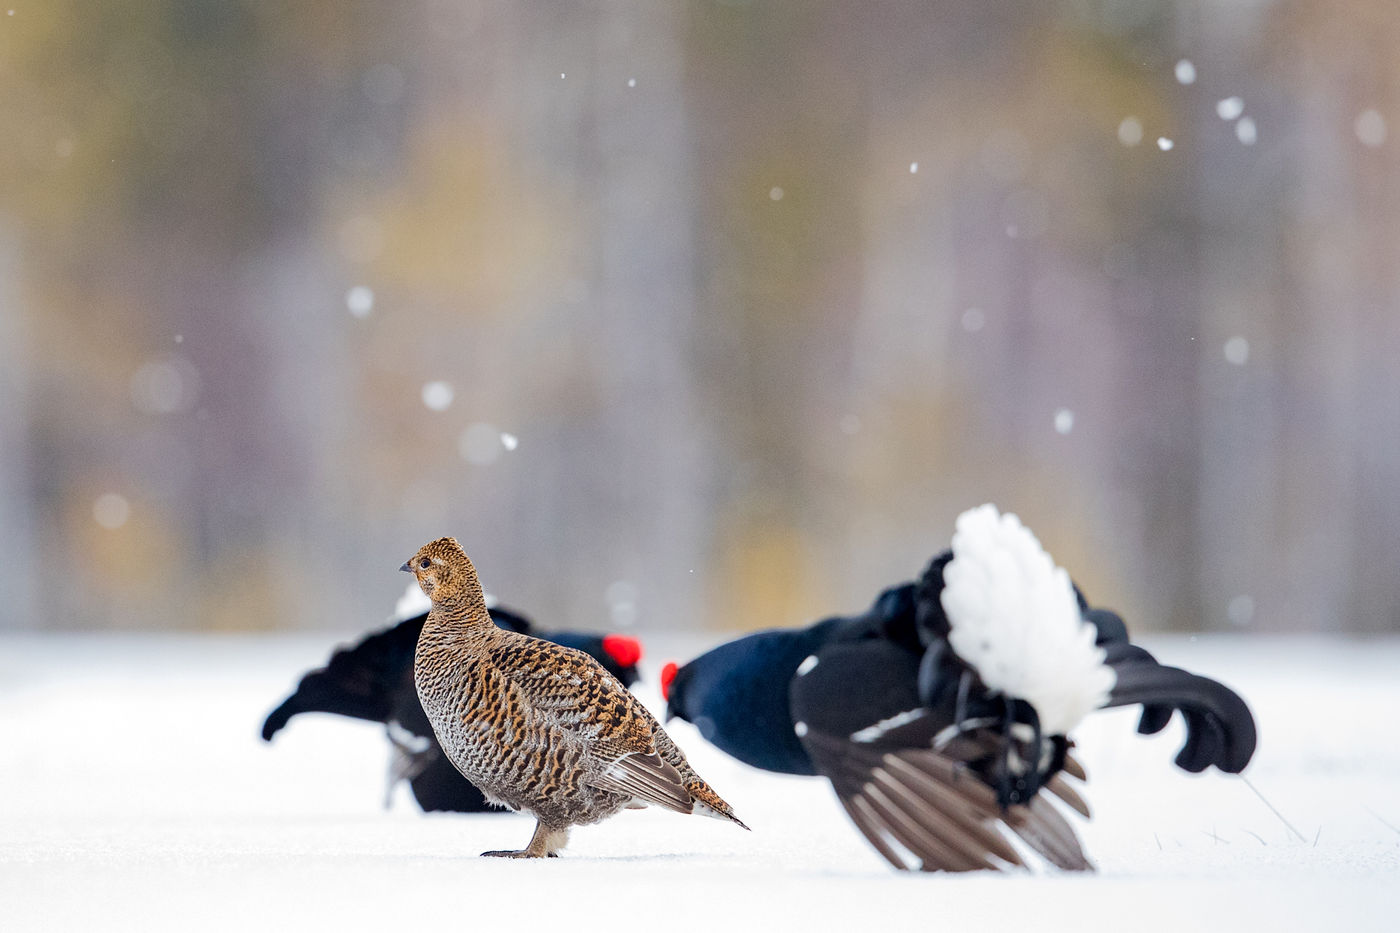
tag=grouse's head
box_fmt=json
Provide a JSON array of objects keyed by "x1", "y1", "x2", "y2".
[{"x1": 400, "y1": 536, "x2": 479, "y2": 603}]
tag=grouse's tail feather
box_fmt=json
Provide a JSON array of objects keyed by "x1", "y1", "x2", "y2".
[
  {"x1": 1102, "y1": 642, "x2": 1257, "y2": 774},
  {"x1": 686, "y1": 780, "x2": 750, "y2": 829},
  {"x1": 940, "y1": 504, "x2": 1115, "y2": 736},
  {"x1": 591, "y1": 752, "x2": 695, "y2": 817}
]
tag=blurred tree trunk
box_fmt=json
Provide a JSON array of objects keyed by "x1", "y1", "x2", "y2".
[
  {"x1": 1196, "y1": 1, "x2": 1400, "y2": 632},
  {"x1": 0, "y1": 231, "x2": 37, "y2": 630},
  {"x1": 685, "y1": 0, "x2": 874, "y2": 627},
  {"x1": 404, "y1": 0, "x2": 712, "y2": 632}
]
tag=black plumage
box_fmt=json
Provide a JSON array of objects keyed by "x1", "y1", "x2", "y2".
[
  {"x1": 262, "y1": 605, "x2": 644, "y2": 813},
  {"x1": 665, "y1": 551, "x2": 1257, "y2": 872},
  {"x1": 662, "y1": 584, "x2": 913, "y2": 776}
]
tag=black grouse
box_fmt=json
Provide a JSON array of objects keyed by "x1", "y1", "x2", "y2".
[
  {"x1": 262, "y1": 585, "x2": 644, "y2": 813},
  {"x1": 663, "y1": 504, "x2": 1256, "y2": 872}
]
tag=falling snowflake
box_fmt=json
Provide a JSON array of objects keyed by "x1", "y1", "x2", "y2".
[
  {"x1": 1216, "y1": 97, "x2": 1245, "y2": 121},
  {"x1": 346, "y1": 286, "x2": 374, "y2": 318},
  {"x1": 606, "y1": 580, "x2": 640, "y2": 628},
  {"x1": 93, "y1": 493, "x2": 131, "y2": 530},
  {"x1": 1227, "y1": 595, "x2": 1255, "y2": 626},
  {"x1": 1157, "y1": 137, "x2": 1174, "y2": 151},
  {"x1": 1054, "y1": 408, "x2": 1075, "y2": 435},
  {"x1": 1224, "y1": 336, "x2": 1250, "y2": 365},
  {"x1": 1174, "y1": 60, "x2": 1197, "y2": 85},
  {"x1": 1355, "y1": 109, "x2": 1387, "y2": 148},
  {"x1": 421, "y1": 381, "x2": 454, "y2": 411},
  {"x1": 460, "y1": 424, "x2": 495, "y2": 463},
  {"x1": 1118, "y1": 117, "x2": 1143, "y2": 147},
  {"x1": 130, "y1": 357, "x2": 200, "y2": 415},
  {"x1": 1235, "y1": 117, "x2": 1257, "y2": 146},
  {"x1": 459, "y1": 422, "x2": 508, "y2": 465}
]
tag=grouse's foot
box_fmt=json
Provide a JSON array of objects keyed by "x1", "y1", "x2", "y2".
[{"x1": 483, "y1": 819, "x2": 569, "y2": 858}]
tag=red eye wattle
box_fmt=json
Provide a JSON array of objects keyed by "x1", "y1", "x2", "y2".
[
  {"x1": 660, "y1": 661, "x2": 679, "y2": 702},
  {"x1": 602, "y1": 634, "x2": 642, "y2": 669}
]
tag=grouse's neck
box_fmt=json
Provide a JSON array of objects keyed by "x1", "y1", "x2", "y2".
[{"x1": 422, "y1": 592, "x2": 494, "y2": 637}]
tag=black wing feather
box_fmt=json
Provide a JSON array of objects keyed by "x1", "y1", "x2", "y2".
[{"x1": 791, "y1": 640, "x2": 1092, "y2": 873}]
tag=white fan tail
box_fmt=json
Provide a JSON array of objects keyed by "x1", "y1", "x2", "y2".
[{"x1": 939, "y1": 504, "x2": 1115, "y2": 735}]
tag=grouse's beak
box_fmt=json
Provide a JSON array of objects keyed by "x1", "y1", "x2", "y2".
[{"x1": 399, "y1": 561, "x2": 413, "y2": 573}]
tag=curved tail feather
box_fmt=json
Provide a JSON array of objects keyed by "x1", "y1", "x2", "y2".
[{"x1": 1102, "y1": 641, "x2": 1257, "y2": 774}]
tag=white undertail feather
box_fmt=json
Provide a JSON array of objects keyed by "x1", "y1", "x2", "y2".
[
  {"x1": 393, "y1": 583, "x2": 431, "y2": 622},
  {"x1": 939, "y1": 504, "x2": 1115, "y2": 735},
  {"x1": 693, "y1": 800, "x2": 739, "y2": 823}
]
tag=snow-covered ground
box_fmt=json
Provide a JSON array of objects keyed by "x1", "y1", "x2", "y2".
[{"x1": 2, "y1": 632, "x2": 1397, "y2": 931}]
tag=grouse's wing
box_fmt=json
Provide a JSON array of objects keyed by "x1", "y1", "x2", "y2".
[
  {"x1": 496, "y1": 635, "x2": 668, "y2": 756},
  {"x1": 260, "y1": 605, "x2": 545, "y2": 740},
  {"x1": 492, "y1": 604, "x2": 648, "y2": 690},
  {"x1": 544, "y1": 631, "x2": 642, "y2": 687},
  {"x1": 261, "y1": 615, "x2": 424, "y2": 739},
  {"x1": 494, "y1": 635, "x2": 699, "y2": 814},
  {"x1": 585, "y1": 750, "x2": 695, "y2": 816},
  {"x1": 792, "y1": 640, "x2": 1092, "y2": 873}
]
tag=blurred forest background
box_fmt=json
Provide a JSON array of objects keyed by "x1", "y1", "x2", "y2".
[{"x1": 1, "y1": 0, "x2": 1397, "y2": 637}]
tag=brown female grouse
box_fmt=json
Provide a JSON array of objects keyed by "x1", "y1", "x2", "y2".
[{"x1": 404, "y1": 536, "x2": 747, "y2": 858}]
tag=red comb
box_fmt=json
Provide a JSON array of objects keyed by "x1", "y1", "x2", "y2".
[
  {"x1": 602, "y1": 634, "x2": 642, "y2": 669},
  {"x1": 660, "y1": 661, "x2": 679, "y2": 702}
]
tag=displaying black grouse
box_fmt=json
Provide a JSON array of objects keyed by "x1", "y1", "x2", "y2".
[
  {"x1": 262, "y1": 587, "x2": 644, "y2": 813},
  {"x1": 663, "y1": 505, "x2": 1256, "y2": 872}
]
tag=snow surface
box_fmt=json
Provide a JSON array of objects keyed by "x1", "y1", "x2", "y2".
[{"x1": 2, "y1": 633, "x2": 1398, "y2": 932}]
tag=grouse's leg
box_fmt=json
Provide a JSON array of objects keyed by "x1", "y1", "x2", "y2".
[{"x1": 481, "y1": 820, "x2": 569, "y2": 859}]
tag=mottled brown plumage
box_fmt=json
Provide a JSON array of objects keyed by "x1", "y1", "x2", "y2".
[{"x1": 404, "y1": 537, "x2": 747, "y2": 858}]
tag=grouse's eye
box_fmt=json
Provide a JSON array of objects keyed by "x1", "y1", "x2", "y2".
[{"x1": 419, "y1": 557, "x2": 432, "y2": 570}]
